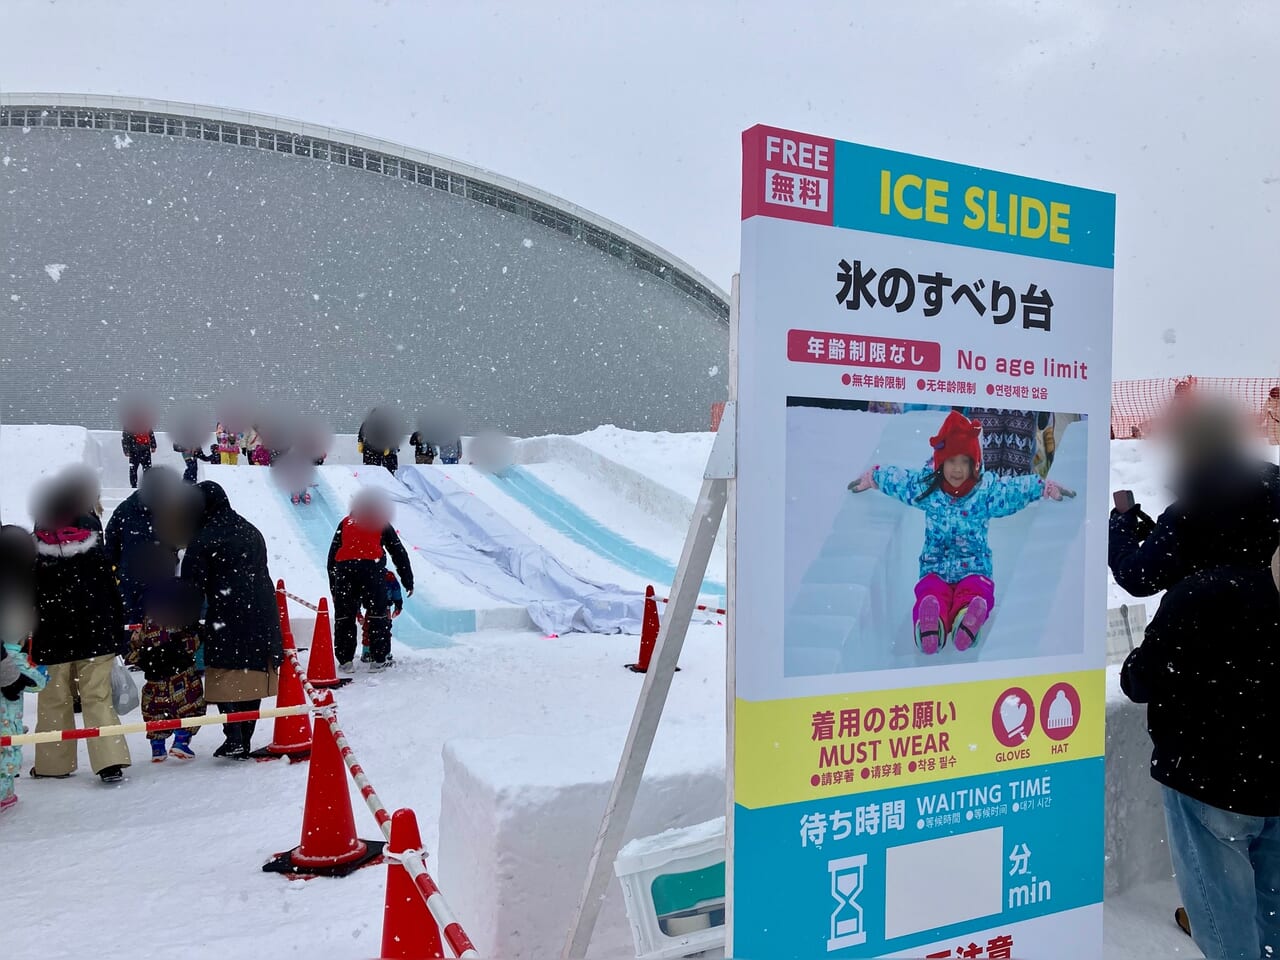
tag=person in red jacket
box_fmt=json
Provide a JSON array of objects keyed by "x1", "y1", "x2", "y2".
[
  {"x1": 326, "y1": 489, "x2": 414, "y2": 672},
  {"x1": 122, "y1": 424, "x2": 158, "y2": 489}
]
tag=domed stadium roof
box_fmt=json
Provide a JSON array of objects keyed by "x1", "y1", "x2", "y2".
[{"x1": 0, "y1": 93, "x2": 728, "y2": 435}]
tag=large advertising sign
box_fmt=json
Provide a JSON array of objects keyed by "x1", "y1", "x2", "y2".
[{"x1": 729, "y1": 126, "x2": 1115, "y2": 959}]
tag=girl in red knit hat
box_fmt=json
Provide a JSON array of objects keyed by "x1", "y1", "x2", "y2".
[{"x1": 848, "y1": 410, "x2": 1074, "y2": 654}]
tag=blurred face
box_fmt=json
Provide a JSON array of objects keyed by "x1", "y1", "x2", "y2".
[{"x1": 942, "y1": 455, "x2": 973, "y2": 486}]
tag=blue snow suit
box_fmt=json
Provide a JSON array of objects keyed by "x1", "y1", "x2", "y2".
[
  {"x1": 872, "y1": 467, "x2": 1045, "y2": 582},
  {"x1": 1, "y1": 643, "x2": 48, "y2": 803}
]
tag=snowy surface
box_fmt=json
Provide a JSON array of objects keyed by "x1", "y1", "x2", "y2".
[
  {"x1": 571, "y1": 425, "x2": 715, "y2": 503},
  {"x1": 0, "y1": 424, "x2": 96, "y2": 527},
  {"x1": 0, "y1": 425, "x2": 1211, "y2": 959}
]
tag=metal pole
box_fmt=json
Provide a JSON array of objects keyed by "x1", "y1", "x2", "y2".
[{"x1": 561, "y1": 445, "x2": 732, "y2": 958}]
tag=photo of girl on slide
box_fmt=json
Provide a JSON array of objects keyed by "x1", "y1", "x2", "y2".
[{"x1": 847, "y1": 410, "x2": 1075, "y2": 655}]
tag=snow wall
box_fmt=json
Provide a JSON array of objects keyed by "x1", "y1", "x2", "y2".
[{"x1": 438, "y1": 723, "x2": 725, "y2": 960}]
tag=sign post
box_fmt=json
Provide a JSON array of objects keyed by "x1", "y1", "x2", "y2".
[{"x1": 729, "y1": 126, "x2": 1114, "y2": 959}]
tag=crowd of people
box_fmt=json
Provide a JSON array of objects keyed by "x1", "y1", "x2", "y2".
[
  {"x1": 0, "y1": 451, "x2": 419, "y2": 810},
  {"x1": 1115, "y1": 397, "x2": 1280, "y2": 959}
]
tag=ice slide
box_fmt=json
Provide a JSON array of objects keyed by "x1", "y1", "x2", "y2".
[
  {"x1": 279, "y1": 472, "x2": 477, "y2": 647},
  {"x1": 784, "y1": 411, "x2": 1089, "y2": 676},
  {"x1": 468, "y1": 464, "x2": 726, "y2": 599},
  {"x1": 360, "y1": 466, "x2": 645, "y2": 635}
]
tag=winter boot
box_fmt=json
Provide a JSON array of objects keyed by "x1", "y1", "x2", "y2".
[
  {"x1": 338, "y1": 660, "x2": 355, "y2": 675},
  {"x1": 0, "y1": 794, "x2": 17, "y2": 815},
  {"x1": 29, "y1": 767, "x2": 73, "y2": 779},
  {"x1": 369, "y1": 655, "x2": 395, "y2": 673},
  {"x1": 914, "y1": 595, "x2": 945, "y2": 655},
  {"x1": 950, "y1": 597, "x2": 990, "y2": 652},
  {"x1": 170, "y1": 730, "x2": 196, "y2": 760},
  {"x1": 291, "y1": 493, "x2": 301, "y2": 505},
  {"x1": 213, "y1": 738, "x2": 249, "y2": 761},
  {"x1": 150, "y1": 738, "x2": 168, "y2": 763},
  {"x1": 98, "y1": 765, "x2": 125, "y2": 784},
  {"x1": 302, "y1": 491, "x2": 312, "y2": 505}
]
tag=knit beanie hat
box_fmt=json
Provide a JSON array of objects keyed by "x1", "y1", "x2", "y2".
[{"x1": 930, "y1": 411, "x2": 983, "y2": 471}]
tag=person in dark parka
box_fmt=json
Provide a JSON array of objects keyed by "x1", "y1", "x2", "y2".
[
  {"x1": 30, "y1": 482, "x2": 131, "y2": 782},
  {"x1": 180, "y1": 481, "x2": 281, "y2": 760},
  {"x1": 1121, "y1": 549, "x2": 1280, "y2": 960},
  {"x1": 327, "y1": 488, "x2": 414, "y2": 671},
  {"x1": 1109, "y1": 399, "x2": 1280, "y2": 597},
  {"x1": 122, "y1": 427, "x2": 157, "y2": 490},
  {"x1": 105, "y1": 467, "x2": 181, "y2": 624}
]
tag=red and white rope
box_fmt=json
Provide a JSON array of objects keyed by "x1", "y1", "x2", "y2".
[
  {"x1": 283, "y1": 590, "x2": 322, "y2": 613},
  {"x1": 658, "y1": 596, "x2": 727, "y2": 616},
  {"x1": 283, "y1": 616, "x2": 477, "y2": 957},
  {"x1": 0, "y1": 704, "x2": 313, "y2": 747}
]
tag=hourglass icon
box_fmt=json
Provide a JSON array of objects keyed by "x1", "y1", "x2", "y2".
[{"x1": 827, "y1": 854, "x2": 868, "y2": 950}]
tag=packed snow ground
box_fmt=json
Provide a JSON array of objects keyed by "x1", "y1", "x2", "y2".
[{"x1": 0, "y1": 425, "x2": 1226, "y2": 959}]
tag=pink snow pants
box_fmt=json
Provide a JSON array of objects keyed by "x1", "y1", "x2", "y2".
[{"x1": 912, "y1": 573, "x2": 996, "y2": 633}]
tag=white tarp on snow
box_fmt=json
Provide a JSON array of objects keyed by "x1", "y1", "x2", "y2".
[{"x1": 365, "y1": 466, "x2": 644, "y2": 635}]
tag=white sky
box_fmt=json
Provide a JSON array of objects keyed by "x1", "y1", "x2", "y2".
[{"x1": 6, "y1": 0, "x2": 1279, "y2": 377}]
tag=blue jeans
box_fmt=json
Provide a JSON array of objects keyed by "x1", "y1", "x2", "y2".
[{"x1": 1162, "y1": 786, "x2": 1280, "y2": 959}]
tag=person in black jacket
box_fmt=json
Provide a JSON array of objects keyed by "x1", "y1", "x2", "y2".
[
  {"x1": 180, "y1": 481, "x2": 282, "y2": 759},
  {"x1": 121, "y1": 426, "x2": 158, "y2": 490},
  {"x1": 1121, "y1": 549, "x2": 1280, "y2": 960},
  {"x1": 29, "y1": 482, "x2": 131, "y2": 783},
  {"x1": 327, "y1": 488, "x2": 414, "y2": 672},
  {"x1": 358, "y1": 407, "x2": 404, "y2": 475},
  {"x1": 105, "y1": 467, "x2": 181, "y2": 624},
  {"x1": 1110, "y1": 399, "x2": 1280, "y2": 597}
]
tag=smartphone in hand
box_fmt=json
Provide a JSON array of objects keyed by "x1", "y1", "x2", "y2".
[{"x1": 1113, "y1": 490, "x2": 1136, "y2": 513}]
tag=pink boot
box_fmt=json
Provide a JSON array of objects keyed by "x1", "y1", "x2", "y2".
[
  {"x1": 951, "y1": 597, "x2": 989, "y2": 652},
  {"x1": 914, "y1": 594, "x2": 944, "y2": 655}
]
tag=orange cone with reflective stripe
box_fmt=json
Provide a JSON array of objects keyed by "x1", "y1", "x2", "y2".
[
  {"x1": 252, "y1": 630, "x2": 312, "y2": 762},
  {"x1": 626, "y1": 586, "x2": 662, "y2": 673},
  {"x1": 276, "y1": 579, "x2": 292, "y2": 640},
  {"x1": 307, "y1": 597, "x2": 349, "y2": 688},
  {"x1": 380, "y1": 808, "x2": 445, "y2": 959},
  {"x1": 263, "y1": 689, "x2": 384, "y2": 878}
]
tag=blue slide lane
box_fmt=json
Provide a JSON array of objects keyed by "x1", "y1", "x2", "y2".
[
  {"x1": 282, "y1": 479, "x2": 468, "y2": 648},
  {"x1": 491, "y1": 466, "x2": 726, "y2": 599}
]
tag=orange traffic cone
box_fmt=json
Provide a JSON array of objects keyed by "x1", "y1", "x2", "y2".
[
  {"x1": 263, "y1": 689, "x2": 384, "y2": 878},
  {"x1": 380, "y1": 809, "x2": 445, "y2": 959},
  {"x1": 252, "y1": 631, "x2": 312, "y2": 762},
  {"x1": 627, "y1": 586, "x2": 668, "y2": 673},
  {"x1": 307, "y1": 597, "x2": 350, "y2": 689},
  {"x1": 275, "y1": 579, "x2": 293, "y2": 641}
]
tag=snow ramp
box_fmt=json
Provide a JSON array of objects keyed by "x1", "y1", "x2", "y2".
[
  {"x1": 368, "y1": 466, "x2": 644, "y2": 635},
  {"x1": 485, "y1": 465, "x2": 726, "y2": 598}
]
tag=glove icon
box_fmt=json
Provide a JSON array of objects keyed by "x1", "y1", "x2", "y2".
[{"x1": 999, "y1": 693, "x2": 1029, "y2": 742}]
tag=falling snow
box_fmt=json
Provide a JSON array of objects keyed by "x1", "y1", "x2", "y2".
[{"x1": 43, "y1": 263, "x2": 67, "y2": 282}]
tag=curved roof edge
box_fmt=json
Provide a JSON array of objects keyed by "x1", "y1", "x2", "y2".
[{"x1": 0, "y1": 92, "x2": 729, "y2": 319}]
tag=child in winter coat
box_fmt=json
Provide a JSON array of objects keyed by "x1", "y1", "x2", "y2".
[
  {"x1": 215, "y1": 423, "x2": 242, "y2": 466},
  {"x1": 125, "y1": 580, "x2": 204, "y2": 762},
  {"x1": 1, "y1": 643, "x2": 46, "y2": 813},
  {"x1": 173, "y1": 442, "x2": 211, "y2": 484},
  {"x1": 122, "y1": 428, "x2": 158, "y2": 489},
  {"x1": 409, "y1": 431, "x2": 436, "y2": 465},
  {"x1": 848, "y1": 410, "x2": 1074, "y2": 654},
  {"x1": 360, "y1": 570, "x2": 404, "y2": 663}
]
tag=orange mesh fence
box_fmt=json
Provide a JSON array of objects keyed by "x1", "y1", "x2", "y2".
[{"x1": 1111, "y1": 377, "x2": 1280, "y2": 440}]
